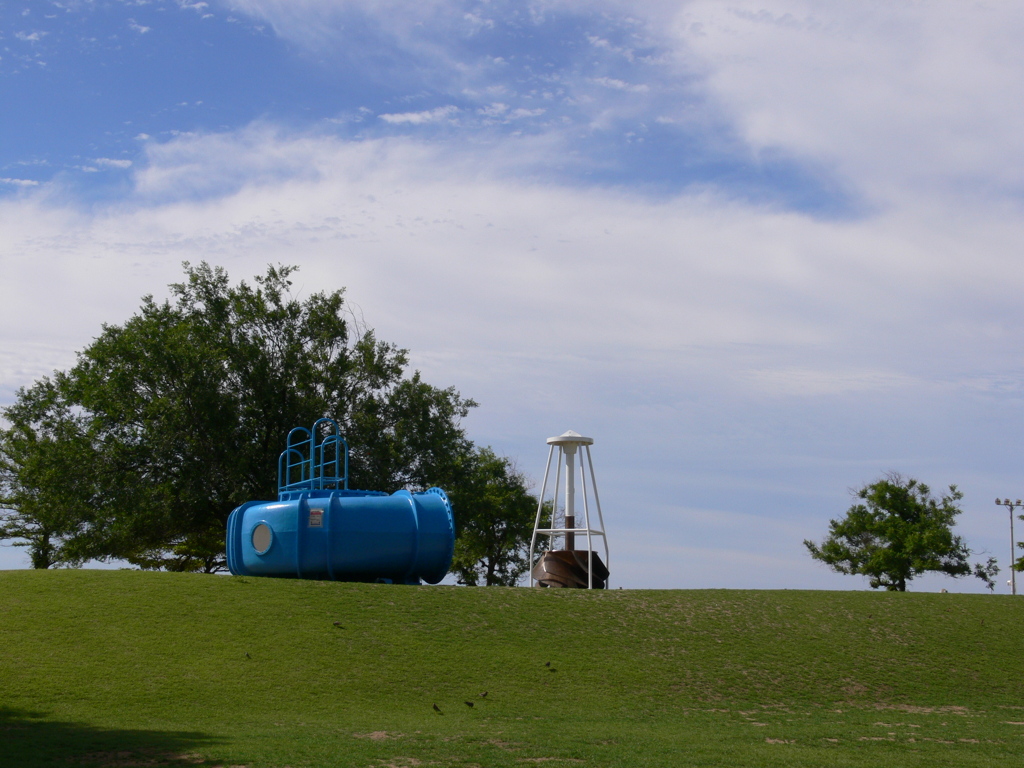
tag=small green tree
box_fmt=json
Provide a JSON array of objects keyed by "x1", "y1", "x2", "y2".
[
  {"x1": 0, "y1": 379, "x2": 98, "y2": 568},
  {"x1": 805, "y1": 473, "x2": 997, "y2": 591},
  {"x1": 448, "y1": 447, "x2": 538, "y2": 586}
]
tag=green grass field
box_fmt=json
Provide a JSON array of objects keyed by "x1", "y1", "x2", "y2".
[{"x1": 1, "y1": 570, "x2": 1022, "y2": 767}]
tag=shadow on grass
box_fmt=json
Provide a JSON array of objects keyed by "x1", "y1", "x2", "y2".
[{"x1": 0, "y1": 706, "x2": 223, "y2": 767}]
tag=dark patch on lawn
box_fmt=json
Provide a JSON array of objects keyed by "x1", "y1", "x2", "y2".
[{"x1": 0, "y1": 706, "x2": 221, "y2": 767}]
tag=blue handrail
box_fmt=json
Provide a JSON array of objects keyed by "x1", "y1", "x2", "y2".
[{"x1": 277, "y1": 419, "x2": 350, "y2": 498}]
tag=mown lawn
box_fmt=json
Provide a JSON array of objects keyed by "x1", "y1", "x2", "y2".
[{"x1": 1, "y1": 570, "x2": 1022, "y2": 767}]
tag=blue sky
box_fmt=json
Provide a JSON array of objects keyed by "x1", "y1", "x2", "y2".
[
  {"x1": 1, "y1": 0, "x2": 851, "y2": 208},
  {"x1": 3, "y1": 1, "x2": 1024, "y2": 592}
]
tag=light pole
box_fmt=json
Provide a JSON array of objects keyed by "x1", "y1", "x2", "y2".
[{"x1": 995, "y1": 498, "x2": 1021, "y2": 595}]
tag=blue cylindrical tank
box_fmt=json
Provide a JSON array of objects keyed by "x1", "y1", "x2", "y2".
[{"x1": 226, "y1": 487, "x2": 455, "y2": 585}]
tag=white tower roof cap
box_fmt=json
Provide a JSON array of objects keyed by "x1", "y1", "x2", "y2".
[{"x1": 546, "y1": 430, "x2": 594, "y2": 446}]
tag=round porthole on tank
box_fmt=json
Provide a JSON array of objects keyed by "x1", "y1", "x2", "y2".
[{"x1": 251, "y1": 523, "x2": 273, "y2": 555}]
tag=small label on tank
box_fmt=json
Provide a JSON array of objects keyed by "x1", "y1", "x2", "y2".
[{"x1": 309, "y1": 508, "x2": 324, "y2": 528}]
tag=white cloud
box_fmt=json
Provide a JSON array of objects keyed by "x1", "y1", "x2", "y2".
[
  {"x1": 14, "y1": 30, "x2": 46, "y2": 42},
  {"x1": 475, "y1": 104, "x2": 545, "y2": 123},
  {"x1": 477, "y1": 103, "x2": 508, "y2": 118},
  {"x1": 218, "y1": 2, "x2": 1024, "y2": 216},
  {"x1": 672, "y1": 1, "x2": 1024, "y2": 205},
  {"x1": 509, "y1": 107, "x2": 545, "y2": 119},
  {"x1": 462, "y1": 11, "x2": 494, "y2": 32},
  {"x1": 586, "y1": 33, "x2": 636, "y2": 63},
  {"x1": 6, "y1": 127, "x2": 1024, "y2": 404},
  {"x1": 741, "y1": 367, "x2": 918, "y2": 397},
  {"x1": 95, "y1": 158, "x2": 134, "y2": 169},
  {"x1": 0, "y1": 178, "x2": 39, "y2": 187},
  {"x1": 219, "y1": 0, "x2": 452, "y2": 51},
  {"x1": 128, "y1": 18, "x2": 151, "y2": 34},
  {"x1": 378, "y1": 105, "x2": 459, "y2": 125},
  {"x1": 590, "y1": 77, "x2": 650, "y2": 93}
]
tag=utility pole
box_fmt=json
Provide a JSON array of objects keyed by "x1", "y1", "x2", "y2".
[{"x1": 995, "y1": 498, "x2": 1021, "y2": 595}]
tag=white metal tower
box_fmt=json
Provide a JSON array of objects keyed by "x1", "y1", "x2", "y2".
[{"x1": 528, "y1": 430, "x2": 609, "y2": 589}]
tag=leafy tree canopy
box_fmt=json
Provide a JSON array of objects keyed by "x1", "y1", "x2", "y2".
[
  {"x1": 805, "y1": 473, "x2": 998, "y2": 591},
  {"x1": 0, "y1": 262, "x2": 482, "y2": 572}
]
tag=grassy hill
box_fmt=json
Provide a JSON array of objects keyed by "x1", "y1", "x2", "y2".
[{"x1": 1, "y1": 570, "x2": 1022, "y2": 767}]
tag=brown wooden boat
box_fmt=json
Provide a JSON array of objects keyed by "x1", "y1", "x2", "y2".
[{"x1": 531, "y1": 549, "x2": 609, "y2": 589}]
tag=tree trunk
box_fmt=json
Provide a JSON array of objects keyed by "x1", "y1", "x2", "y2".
[{"x1": 30, "y1": 532, "x2": 55, "y2": 569}]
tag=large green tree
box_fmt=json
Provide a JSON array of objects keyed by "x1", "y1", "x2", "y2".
[
  {"x1": 805, "y1": 473, "x2": 998, "y2": 591},
  {"x1": 0, "y1": 263, "x2": 475, "y2": 572}
]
